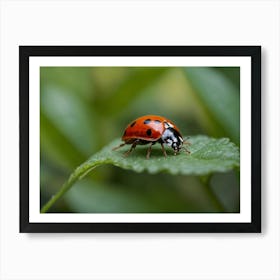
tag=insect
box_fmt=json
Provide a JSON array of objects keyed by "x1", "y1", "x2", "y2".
[{"x1": 113, "y1": 115, "x2": 190, "y2": 159}]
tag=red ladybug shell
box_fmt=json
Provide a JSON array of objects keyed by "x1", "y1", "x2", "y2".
[{"x1": 122, "y1": 115, "x2": 181, "y2": 142}]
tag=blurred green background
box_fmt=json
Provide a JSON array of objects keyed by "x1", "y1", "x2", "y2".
[{"x1": 40, "y1": 66, "x2": 240, "y2": 213}]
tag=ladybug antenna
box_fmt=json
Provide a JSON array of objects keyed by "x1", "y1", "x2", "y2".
[{"x1": 183, "y1": 136, "x2": 191, "y2": 145}]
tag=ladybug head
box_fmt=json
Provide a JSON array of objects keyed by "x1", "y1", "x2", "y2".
[{"x1": 161, "y1": 127, "x2": 184, "y2": 154}]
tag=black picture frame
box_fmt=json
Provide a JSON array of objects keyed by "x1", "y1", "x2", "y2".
[{"x1": 20, "y1": 46, "x2": 261, "y2": 233}]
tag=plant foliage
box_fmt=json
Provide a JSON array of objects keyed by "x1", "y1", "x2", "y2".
[{"x1": 41, "y1": 135, "x2": 239, "y2": 212}]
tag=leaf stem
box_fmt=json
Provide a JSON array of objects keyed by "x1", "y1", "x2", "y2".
[
  {"x1": 40, "y1": 137, "x2": 239, "y2": 213},
  {"x1": 41, "y1": 161, "x2": 101, "y2": 213},
  {"x1": 200, "y1": 176, "x2": 226, "y2": 212}
]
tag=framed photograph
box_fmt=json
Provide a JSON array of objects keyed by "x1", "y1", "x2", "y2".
[{"x1": 20, "y1": 46, "x2": 261, "y2": 233}]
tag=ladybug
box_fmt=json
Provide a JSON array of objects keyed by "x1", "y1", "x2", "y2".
[{"x1": 113, "y1": 115, "x2": 190, "y2": 159}]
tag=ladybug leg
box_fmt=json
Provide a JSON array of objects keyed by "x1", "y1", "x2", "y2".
[
  {"x1": 183, "y1": 137, "x2": 191, "y2": 146},
  {"x1": 112, "y1": 143, "x2": 126, "y2": 151},
  {"x1": 182, "y1": 146, "x2": 191, "y2": 154},
  {"x1": 146, "y1": 142, "x2": 155, "y2": 159},
  {"x1": 123, "y1": 140, "x2": 139, "y2": 157},
  {"x1": 160, "y1": 143, "x2": 167, "y2": 158},
  {"x1": 182, "y1": 137, "x2": 191, "y2": 154}
]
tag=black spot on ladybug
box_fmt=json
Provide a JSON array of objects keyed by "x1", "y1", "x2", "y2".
[
  {"x1": 144, "y1": 119, "x2": 151, "y2": 124},
  {"x1": 154, "y1": 120, "x2": 161, "y2": 123},
  {"x1": 146, "y1": 129, "x2": 152, "y2": 136},
  {"x1": 130, "y1": 121, "x2": 136, "y2": 127}
]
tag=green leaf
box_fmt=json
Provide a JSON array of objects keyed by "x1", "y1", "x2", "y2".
[
  {"x1": 41, "y1": 135, "x2": 239, "y2": 212},
  {"x1": 95, "y1": 136, "x2": 239, "y2": 175},
  {"x1": 184, "y1": 67, "x2": 240, "y2": 144},
  {"x1": 40, "y1": 112, "x2": 85, "y2": 169},
  {"x1": 41, "y1": 86, "x2": 97, "y2": 156},
  {"x1": 40, "y1": 85, "x2": 100, "y2": 170},
  {"x1": 96, "y1": 67, "x2": 169, "y2": 115},
  {"x1": 64, "y1": 179, "x2": 218, "y2": 213},
  {"x1": 215, "y1": 67, "x2": 240, "y2": 88},
  {"x1": 40, "y1": 67, "x2": 94, "y2": 101},
  {"x1": 40, "y1": 67, "x2": 100, "y2": 170}
]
